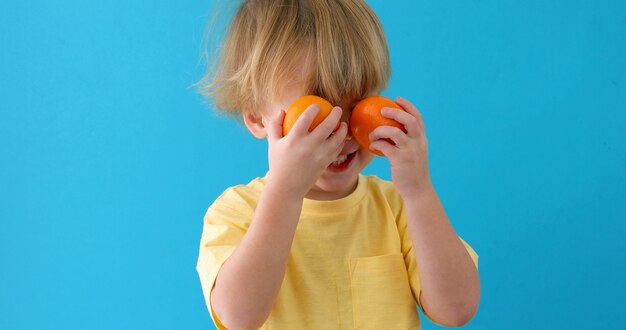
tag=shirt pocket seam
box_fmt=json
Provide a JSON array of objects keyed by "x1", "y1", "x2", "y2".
[{"x1": 349, "y1": 253, "x2": 419, "y2": 330}]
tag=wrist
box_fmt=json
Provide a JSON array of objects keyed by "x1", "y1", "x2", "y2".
[
  {"x1": 400, "y1": 179, "x2": 435, "y2": 201},
  {"x1": 265, "y1": 172, "x2": 308, "y2": 202}
]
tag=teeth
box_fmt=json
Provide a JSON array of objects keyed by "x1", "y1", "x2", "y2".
[{"x1": 332, "y1": 154, "x2": 349, "y2": 166}]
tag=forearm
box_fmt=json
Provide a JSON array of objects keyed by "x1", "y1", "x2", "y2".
[
  {"x1": 404, "y1": 183, "x2": 480, "y2": 326},
  {"x1": 211, "y1": 179, "x2": 303, "y2": 329}
]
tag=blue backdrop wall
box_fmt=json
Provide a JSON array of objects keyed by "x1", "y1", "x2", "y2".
[{"x1": 1, "y1": 1, "x2": 625, "y2": 329}]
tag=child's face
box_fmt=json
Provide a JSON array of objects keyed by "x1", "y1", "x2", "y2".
[{"x1": 262, "y1": 68, "x2": 377, "y2": 201}]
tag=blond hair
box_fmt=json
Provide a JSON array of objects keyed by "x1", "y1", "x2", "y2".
[{"x1": 196, "y1": 0, "x2": 390, "y2": 116}]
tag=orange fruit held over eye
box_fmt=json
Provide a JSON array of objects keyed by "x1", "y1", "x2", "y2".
[
  {"x1": 282, "y1": 95, "x2": 340, "y2": 136},
  {"x1": 350, "y1": 96, "x2": 407, "y2": 156}
]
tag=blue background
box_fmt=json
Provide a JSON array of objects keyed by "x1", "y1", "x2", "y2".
[{"x1": 1, "y1": 0, "x2": 625, "y2": 329}]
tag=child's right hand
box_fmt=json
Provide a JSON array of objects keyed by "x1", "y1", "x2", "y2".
[{"x1": 265, "y1": 105, "x2": 348, "y2": 198}]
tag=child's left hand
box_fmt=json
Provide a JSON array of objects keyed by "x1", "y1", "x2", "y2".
[{"x1": 369, "y1": 96, "x2": 432, "y2": 198}]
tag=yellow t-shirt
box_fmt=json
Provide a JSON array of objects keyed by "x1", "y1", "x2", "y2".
[{"x1": 196, "y1": 174, "x2": 478, "y2": 330}]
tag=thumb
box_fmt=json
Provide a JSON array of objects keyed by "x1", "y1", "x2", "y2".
[{"x1": 266, "y1": 110, "x2": 286, "y2": 142}]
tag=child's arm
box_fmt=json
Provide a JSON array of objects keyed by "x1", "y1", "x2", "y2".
[
  {"x1": 211, "y1": 107, "x2": 347, "y2": 329},
  {"x1": 370, "y1": 96, "x2": 480, "y2": 326},
  {"x1": 210, "y1": 180, "x2": 304, "y2": 329},
  {"x1": 403, "y1": 185, "x2": 480, "y2": 326}
]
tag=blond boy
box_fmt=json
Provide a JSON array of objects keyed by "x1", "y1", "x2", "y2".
[{"x1": 196, "y1": 1, "x2": 480, "y2": 329}]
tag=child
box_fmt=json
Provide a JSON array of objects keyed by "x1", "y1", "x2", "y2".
[{"x1": 195, "y1": 1, "x2": 480, "y2": 329}]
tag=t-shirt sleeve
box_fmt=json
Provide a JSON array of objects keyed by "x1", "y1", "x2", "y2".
[
  {"x1": 196, "y1": 199, "x2": 251, "y2": 330},
  {"x1": 398, "y1": 211, "x2": 479, "y2": 325}
]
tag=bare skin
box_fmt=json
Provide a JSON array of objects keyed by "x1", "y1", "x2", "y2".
[
  {"x1": 370, "y1": 96, "x2": 480, "y2": 325},
  {"x1": 211, "y1": 105, "x2": 353, "y2": 329}
]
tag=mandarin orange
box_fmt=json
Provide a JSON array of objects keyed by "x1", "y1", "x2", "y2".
[
  {"x1": 349, "y1": 96, "x2": 407, "y2": 156},
  {"x1": 282, "y1": 95, "x2": 339, "y2": 136}
]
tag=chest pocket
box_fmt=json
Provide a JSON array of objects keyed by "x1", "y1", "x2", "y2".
[{"x1": 349, "y1": 253, "x2": 420, "y2": 330}]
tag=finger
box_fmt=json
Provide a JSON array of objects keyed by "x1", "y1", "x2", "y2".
[
  {"x1": 370, "y1": 139, "x2": 396, "y2": 157},
  {"x1": 326, "y1": 123, "x2": 348, "y2": 161},
  {"x1": 290, "y1": 104, "x2": 321, "y2": 136},
  {"x1": 310, "y1": 106, "x2": 342, "y2": 139},
  {"x1": 396, "y1": 96, "x2": 425, "y2": 132},
  {"x1": 369, "y1": 125, "x2": 408, "y2": 148},
  {"x1": 266, "y1": 110, "x2": 286, "y2": 142},
  {"x1": 326, "y1": 121, "x2": 348, "y2": 147},
  {"x1": 380, "y1": 107, "x2": 418, "y2": 137}
]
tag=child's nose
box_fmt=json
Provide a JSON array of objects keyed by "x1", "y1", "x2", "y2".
[
  {"x1": 339, "y1": 109, "x2": 353, "y2": 141},
  {"x1": 340, "y1": 109, "x2": 351, "y2": 123}
]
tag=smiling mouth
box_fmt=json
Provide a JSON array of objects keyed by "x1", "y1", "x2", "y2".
[{"x1": 328, "y1": 151, "x2": 357, "y2": 172}]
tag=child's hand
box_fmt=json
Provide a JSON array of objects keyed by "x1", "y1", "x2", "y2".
[
  {"x1": 266, "y1": 105, "x2": 348, "y2": 198},
  {"x1": 369, "y1": 96, "x2": 432, "y2": 198}
]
